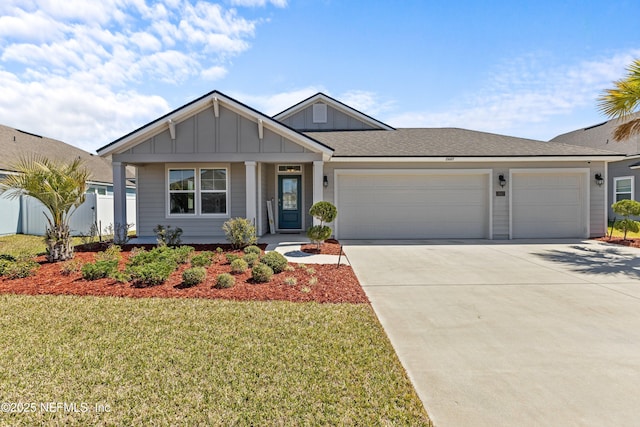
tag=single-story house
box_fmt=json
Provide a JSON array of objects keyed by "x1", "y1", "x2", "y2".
[
  {"x1": 0, "y1": 124, "x2": 136, "y2": 235},
  {"x1": 551, "y1": 113, "x2": 640, "y2": 220},
  {"x1": 97, "y1": 91, "x2": 624, "y2": 240}
]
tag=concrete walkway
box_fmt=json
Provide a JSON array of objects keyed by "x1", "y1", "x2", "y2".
[{"x1": 343, "y1": 239, "x2": 640, "y2": 427}]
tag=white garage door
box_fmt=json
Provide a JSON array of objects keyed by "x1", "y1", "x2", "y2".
[
  {"x1": 511, "y1": 172, "x2": 587, "y2": 238},
  {"x1": 336, "y1": 172, "x2": 490, "y2": 239}
]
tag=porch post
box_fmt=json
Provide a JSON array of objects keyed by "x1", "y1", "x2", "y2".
[
  {"x1": 112, "y1": 161, "x2": 127, "y2": 228},
  {"x1": 245, "y1": 161, "x2": 257, "y2": 227},
  {"x1": 313, "y1": 160, "x2": 324, "y2": 225}
]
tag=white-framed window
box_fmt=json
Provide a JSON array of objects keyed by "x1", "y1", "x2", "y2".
[
  {"x1": 277, "y1": 164, "x2": 302, "y2": 173},
  {"x1": 168, "y1": 166, "x2": 228, "y2": 216},
  {"x1": 614, "y1": 176, "x2": 634, "y2": 202}
]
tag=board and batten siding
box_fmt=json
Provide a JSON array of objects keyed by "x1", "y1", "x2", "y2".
[
  {"x1": 279, "y1": 104, "x2": 378, "y2": 131},
  {"x1": 123, "y1": 105, "x2": 312, "y2": 159},
  {"x1": 324, "y1": 161, "x2": 607, "y2": 239},
  {"x1": 136, "y1": 163, "x2": 246, "y2": 238}
]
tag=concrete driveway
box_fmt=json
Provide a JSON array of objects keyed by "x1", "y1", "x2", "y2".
[{"x1": 343, "y1": 239, "x2": 640, "y2": 427}]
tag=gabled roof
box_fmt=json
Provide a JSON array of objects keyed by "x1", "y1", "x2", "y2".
[
  {"x1": 550, "y1": 112, "x2": 640, "y2": 156},
  {"x1": 307, "y1": 128, "x2": 624, "y2": 158},
  {"x1": 0, "y1": 124, "x2": 125, "y2": 185},
  {"x1": 273, "y1": 92, "x2": 395, "y2": 131},
  {"x1": 97, "y1": 90, "x2": 334, "y2": 158}
]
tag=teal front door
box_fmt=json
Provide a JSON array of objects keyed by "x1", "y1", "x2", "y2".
[{"x1": 278, "y1": 175, "x2": 302, "y2": 229}]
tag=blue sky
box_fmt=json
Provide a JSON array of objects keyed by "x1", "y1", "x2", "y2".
[{"x1": 1, "y1": 0, "x2": 639, "y2": 152}]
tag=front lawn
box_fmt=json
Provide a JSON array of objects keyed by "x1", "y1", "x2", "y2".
[{"x1": 0, "y1": 295, "x2": 431, "y2": 426}]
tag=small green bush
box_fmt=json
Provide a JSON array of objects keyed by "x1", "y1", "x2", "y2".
[
  {"x1": 225, "y1": 253, "x2": 240, "y2": 264},
  {"x1": 215, "y1": 273, "x2": 235, "y2": 289},
  {"x1": 243, "y1": 245, "x2": 261, "y2": 255},
  {"x1": 182, "y1": 267, "x2": 207, "y2": 286},
  {"x1": 243, "y1": 253, "x2": 259, "y2": 267},
  {"x1": 95, "y1": 245, "x2": 122, "y2": 263},
  {"x1": 251, "y1": 263, "x2": 273, "y2": 283},
  {"x1": 61, "y1": 259, "x2": 83, "y2": 276},
  {"x1": 191, "y1": 251, "x2": 214, "y2": 267},
  {"x1": 174, "y1": 246, "x2": 195, "y2": 264},
  {"x1": 81, "y1": 260, "x2": 118, "y2": 280},
  {"x1": 154, "y1": 224, "x2": 183, "y2": 247},
  {"x1": 0, "y1": 259, "x2": 12, "y2": 276},
  {"x1": 3, "y1": 259, "x2": 40, "y2": 279},
  {"x1": 0, "y1": 254, "x2": 17, "y2": 262},
  {"x1": 127, "y1": 261, "x2": 176, "y2": 286},
  {"x1": 260, "y1": 251, "x2": 288, "y2": 274},
  {"x1": 284, "y1": 277, "x2": 297, "y2": 286},
  {"x1": 307, "y1": 225, "x2": 332, "y2": 247},
  {"x1": 128, "y1": 246, "x2": 177, "y2": 267},
  {"x1": 222, "y1": 217, "x2": 257, "y2": 249},
  {"x1": 230, "y1": 258, "x2": 248, "y2": 274}
]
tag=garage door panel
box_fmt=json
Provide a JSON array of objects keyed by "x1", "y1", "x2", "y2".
[
  {"x1": 337, "y1": 173, "x2": 489, "y2": 239},
  {"x1": 512, "y1": 172, "x2": 586, "y2": 239}
]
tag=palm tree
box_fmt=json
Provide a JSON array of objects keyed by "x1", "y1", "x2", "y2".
[
  {"x1": 598, "y1": 58, "x2": 640, "y2": 141},
  {"x1": 0, "y1": 156, "x2": 90, "y2": 262}
]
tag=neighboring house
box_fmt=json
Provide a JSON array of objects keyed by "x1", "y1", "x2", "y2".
[
  {"x1": 0, "y1": 124, "x2": 136, "y2": 235},
  {"x1": 97, "y1": 91, "x2": 623, "y2": 241},
  {"x1": 550, "y1": 113, "x2": 640, "y2": 220}
]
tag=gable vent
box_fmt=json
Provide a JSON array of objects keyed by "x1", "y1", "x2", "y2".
[{"x1": 312, "y1": 103, "x2": 327, "y2": 123}]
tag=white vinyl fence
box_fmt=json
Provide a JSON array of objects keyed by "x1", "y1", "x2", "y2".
[{"x1": 11, "y1": 193, "x2": 136, "y2": 236}]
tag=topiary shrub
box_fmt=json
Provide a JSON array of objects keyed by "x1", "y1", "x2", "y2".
[
  {"x1": 222, "y1": 217, "x2": 257, "y2": 249},
  {"x1": 612, "y1": 199, "x2": 640, "y2": 239},
  {"x1": 251, "y1": 263, "x2": 273, "y2": 283},
  {"x1": 260, "y1": 251, "x2": 288, "y2": 274},
  {"x1": 243, "y1": 245, "x2": 261, "y2": 255},
  {"x1": 81, "y1": 260, "x2": 118, "y2": 280},
  {"x1": 243, "y1": 253, "x2": 259, "y2": 267},
  {"x1": 307, "y1": 201, "x2": 338, "y2": 249},
  {"x1": 215, "y1": 273, "x2": 235, "y2": 289},
  {"x1": 230, "y1": 258, "x2": 248, "y2": 274},
  {"x1": 191, "y1": 251, "x2": 214, "y2": 267},
  {"x1": 182, "y1": 267, "x2": 207, "y2": 286}
]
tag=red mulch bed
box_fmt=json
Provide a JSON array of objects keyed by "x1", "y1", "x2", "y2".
[
  {"x1": 594, "y1": 237, "x2": 640, "y2": 248},
  {"x1": 0, "y1": 246, "x2": 367, "y2": 304},
  {"x1": 301, "y1": 239, "x2": 344, "y2": 255}
]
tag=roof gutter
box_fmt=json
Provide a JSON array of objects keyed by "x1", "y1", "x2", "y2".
[{"x1": 329, "y1": 155, "x2": 626, "y2": 163}]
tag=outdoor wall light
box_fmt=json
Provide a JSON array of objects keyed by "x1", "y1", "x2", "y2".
[
  {"x1": 498, "y1": 174, "x2": 506, "y2": 188},
  {"x1": 323, "y1": 175, "x2": 329, "y2": 188},
  {"x1": 595, "y1": 173, "x2": 604, "y2": 186}
]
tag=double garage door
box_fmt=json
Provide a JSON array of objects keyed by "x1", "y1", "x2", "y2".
[{"x1": 335, "y1": 170, "x2": 588, "y2": 240}]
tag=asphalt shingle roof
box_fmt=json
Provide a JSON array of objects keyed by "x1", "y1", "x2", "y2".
[
  {"x1": 0, "y1": 124, "x2": 122, "y2": 184},
  {"x1": 305, "y1": 128, "x2": 624, "y2": 157}
]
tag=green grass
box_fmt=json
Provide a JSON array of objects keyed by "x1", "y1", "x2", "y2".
[
  {"x1": 0, "y1": 234, "x2": 85, "y2": 257},
  {"x1": 0, "y1": 295, "x2": 431, "y2": 426}
]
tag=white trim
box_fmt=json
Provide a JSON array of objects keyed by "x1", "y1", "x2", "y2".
[
  {"x1": 613, "y1": 175, "x2": 635, "y2": 202},
  {"x1": 509, "y1": 168, "x2": 590, "y2": 239},
  {"x1": 330, "y1": 156, "x2": 625, "y2": 163},
  {"x1": 165, "y1": 163, "x2": 230, "y2": 219},
  {"x1": 245, "y1": 161, "x2": 257, "y2": 229},
  {"x1": 98, "y1": 91, "x2": 334, "y2": 160},
  {"x1": 333, "y1": 168, "x2": 493, "y2": 239}
]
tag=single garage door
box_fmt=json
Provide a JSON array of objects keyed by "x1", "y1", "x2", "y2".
[
  {"x1": 336, "y1": 171, "x2": 490, "y2": 239},
  {"x1": 511, "y1": 172, "x2": 587, "y2": 238}
]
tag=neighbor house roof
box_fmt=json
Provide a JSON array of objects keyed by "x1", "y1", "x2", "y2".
[
  {"x1": 0, "y1": 124, "x2": 130, "y2": 185},
  {"x1": 550, "y1": 112, "x2": 640, "y2": 156},
  {"x1": 307, "y1": 128, "x2": 625, "y2": 158}
]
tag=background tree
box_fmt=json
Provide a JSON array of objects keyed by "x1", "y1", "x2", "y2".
[
  {"x1": 0, "y1": 156, "x2": 90, "y2": 262},
  {"x1": 598, "y1": 58, "x2": 640, "y2": 141}
]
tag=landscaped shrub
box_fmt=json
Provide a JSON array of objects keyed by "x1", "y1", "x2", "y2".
[
  {"x1": 243, "y1": 245, "x2": 261, "y2": 255},
  {"x1": 225, "y1": 253, "x2": 240, "y2": 264},
  {"x1": 222, "y1": 217, "x2": 257, "y2": 249},
  {"x1": 60, "y1": 259, "x2": 83, "y2": 276},
  {"x1": 230, "y1": 258, "x2": 249, "y2": 274},
  {"x1": 127, "y1": 261, "x2": 176, "y2": 286},
  {"x1": 307, "y1": 201, "x2": 338, "y2": 249},
  {"x1": 243, "y1": 253, "x2": 259, "y2": 267},
  {"x1": 260, "y1": 251, "x2": 288, "y2": 274},
  {"x1": 95, "y1": 245, "x2": 122, "y2": 263},
  {"x1": 307, "y1": 225, "x2": 332, "y2": 247},
  {"x1": 182, "y1": 267, "x2": 207, "y2": 286},
  {"x1": 154, "y1": 224, "x2": 183, "y2": 247},
  {"x1": 173, "y1": 246, "x2": 195, "y2": 264},
  {"x1": 2, "y1": 258, "x2": 40, "y2": 279},
  {"x1": 191, "y1": 251, "x2": 214, "y2": 267},
  {"x1": 81, "y1": 260, "x2": 118, "y2": 280},
  {"x1": 251, "y1": 263, "x2": 273, "y2": 283},
  {"x1": 612, "y1": 200, "x2": 640, "y2": 239},
  {"x1": 215, "y1": 273, "x2": 235, "y2": 289},
  {"x1": 284, "y1": 277, "x2": 297, "y2": 286},
  {"x1": 128, "y1": 246, "x2": 178, "y2": 267}
]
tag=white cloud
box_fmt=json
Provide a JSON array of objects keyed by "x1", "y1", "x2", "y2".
[
  {"x1": 0, "y1": 0, "x2": 284, "y2": 150},
  {"x1": 387, "y1": 50, "x2": 640, "y2": 139},
  {"x1": 230, "y1": 0, "x2": 288, "y2": 7}
]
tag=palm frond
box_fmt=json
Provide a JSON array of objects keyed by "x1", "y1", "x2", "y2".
[{"x1": 612, "y1": 117, "x2": 640, "y2": 141}]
